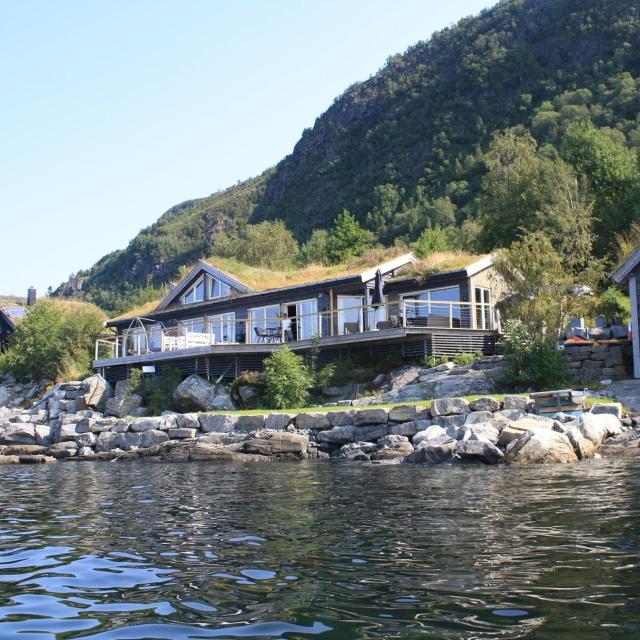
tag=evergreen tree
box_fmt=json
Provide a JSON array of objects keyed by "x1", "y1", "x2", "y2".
[{"x1": 326, "y1": 210, "x2": 371, "y2": 264}]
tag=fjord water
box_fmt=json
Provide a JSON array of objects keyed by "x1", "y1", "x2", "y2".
[{"x1": 0, "y1": 460, "x2": 639, "y2": 640}]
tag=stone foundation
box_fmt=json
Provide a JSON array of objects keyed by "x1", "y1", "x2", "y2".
[{"x1": 564, "y1": 341, "x2": 632, "y2": 382}]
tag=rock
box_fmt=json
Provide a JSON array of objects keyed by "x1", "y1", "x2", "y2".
[
  {"x1": 337, "y1": 444, "x2": 370, "y2": 461},
  {"x1": 105, "y1": 393, "x2": 143, "y2": 418},
  {"x1": 405, "y1": 439, "x2": 456, "y2": 464},
  {"x1": 173, "y1": 375, "x2": 235, "y2": 412},
  {"x1": 589, "y1": 403, "x2": 623, "y2": 420},
  {"x1": 116, "y1": 432, "x2": 144, "y2": 451},
  {"x1": 496, "y1": 409, "x2": 526, "y2": 422},
  {"x1": 142, "y1": 429, "x2": 169, "y2": 447},
  {"x1": 435, "y1": 362, "x2": 455, "y2": 372},
  {"x1": 327, "y1": 410, "x2": 354, "y2": 427},
  {"x1": 0, "y1": 454, "x2": 19, "y2": 464},
  {"x1": 189, "y1": 443, "x2": 265, "y2": 463},
  {"x1": 505, "y1": 430, "x2": 578, "y2": 464},
  {"x1": 0, "y1": 423, "x2": 37, "y2": 445},
  {"x1": 243, "y1": 431, "x2": 309, "y2": 457},
  {"x1": 264, "y1": 413, "x2": 295, "y2": 431},
  {"x1": 82, "y1": 374, "x2": 113, "y2": 411},
  {"x1": 388, "y1": 405, "x2": 417, "y2": 422},
  {"x1": 564, "y1": 427, "x2": 596, "y2": 460},
  {"x1": 198, "y1": 432, "x2": 245, "y2": 446},
  {"x1": 413, "y1": 425, "x2": 447, "y2": 446},
  {"x1": 455, "y1": 440, "x2": 503, "y2": 464},
  {"x1": 465, "y1": 411, "x2": 494, "y2": 425},
  {"x1": 353, "y1": 408, "x2": 389, "y2": 425},
  {"x1": 432, "y1": 414, "x2": 466, "y2": 430},
  {"x1": 236, "y1": 415, "x2": 265, "y2": 432},
  {"x1": 355, "y1": 424, "x2": 388, "y2": 441},
  {"x1": 95, "y1": 432, "x2": 118, "y2": 452},
  {"x1": 4, "y1": 444, "x2": 47, "y2": 456},
  {"x1": 295, "y1": 413, "x2": 331, "y2": 430},
  {"x1": 47, "y1": 441, "x2": 77, "y2": 458},
  {"x1": 0, "y1": 386, "x2": 11, "y2": 407},
  {"x1": 389, "y1": 421, "x2": 417, "y2": 437},
  {"x1": 34, "y1": 425, "x2": 53, "y2": 446},
  {"x1": 430, "y1": 398, "x2": 470, "y2": 416},
  {"x1": 73, "y1": 432, "x2": 96, "y2": 447},
  {"x1": 373, "y1": 435, "x2": 414, "y2": 459},
  {"x1": 467, "y1": 422, "x2": 501, "y2": 445},
  {"x1": 578, "y1": 413, "x2": 620, "y2": 445},
  {"x1": 168, "y1": 428, "x2": 197, "y2": 439},
  {"x1": 497, "y1": 419, "x2": 552, "y2": 447},
  {"x1": 199, "y1": 414, "x2": 238, "y2": 433},
  {"x1": 176, "y1": 413, "x2": 201, "y2": 430},
  {"x1": 316, "y1": 425, "x2": 355, "y2": 444},
  {"x1": 237, "y1": 384, "x2": 261, "y2": 409},
  {"x1": 130, "y1": 415, "x2": 177, "y2": 433},
  {"x1": 160, "y1": 441, "x2": 191, "y2": 461},
  {"x1": 503, "y1": 396, "x2": 529, "y2": 411},
  {"x1": 372, "y1": 374, "x2": 387, "y2": 388},
  {"x1": 78, "y1": 447, "x2": 95, "y2": 458},
  {"x1": 469, "y1": 397, "x2": 500, "y2": 412},
  {"x1": 58, "y1": 423, "x2": 79, "y2": 441}
]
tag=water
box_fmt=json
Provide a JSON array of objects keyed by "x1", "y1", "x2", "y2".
[{"x1": 0, "y1": 459, "x2": 639, "y2": 639}]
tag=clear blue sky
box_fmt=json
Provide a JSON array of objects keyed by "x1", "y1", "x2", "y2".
[{"x1": 0, "y1": 0, "x2": 493, "y2": 298}]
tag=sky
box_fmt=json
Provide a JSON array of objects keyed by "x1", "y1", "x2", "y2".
[{"x1": 0, "y1": 0, "x2": 493, "y2": 298}]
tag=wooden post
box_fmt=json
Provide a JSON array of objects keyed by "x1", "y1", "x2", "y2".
[
  {"x1": 329, "y1": 288, "x2": 335, "y2": 337},
  {"x1": 363, "y1": 286, "x2": 371, "y2": 332},
  {"x1": 630, "y1": 274, "x2": 640, "y2": 378}
]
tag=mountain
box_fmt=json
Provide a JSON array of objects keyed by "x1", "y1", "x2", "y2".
[{"x1": 56, "y1": 0, "x2": 640, "y2": 313}]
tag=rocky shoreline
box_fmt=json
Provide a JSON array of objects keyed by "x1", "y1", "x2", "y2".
[{"x1": 1, "y1": 374, "x2": 638, "y2": 466}]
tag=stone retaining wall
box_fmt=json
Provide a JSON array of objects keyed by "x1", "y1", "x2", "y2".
[{"x1": 564, "y1": 341, "x2": 632, "y2": 382}]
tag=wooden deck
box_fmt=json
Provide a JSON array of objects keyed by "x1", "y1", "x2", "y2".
[{"x1": 93, "y1": 326, "x2": 497, "y2": 369}]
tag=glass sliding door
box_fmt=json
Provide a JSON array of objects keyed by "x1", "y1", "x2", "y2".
[
  {"x1": 296, "y1": 299, "x2": 319, "y2": 340},
  {"x1": 337, "y1": 296, "x2": 363, "y2": 335},
  {"x1": 249, "y1": 305, "x2": 281, "y2": 343}
]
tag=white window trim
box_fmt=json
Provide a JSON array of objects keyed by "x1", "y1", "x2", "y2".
[{"x1": 182, "y1": 276, "x2": 205, "y2": 305}]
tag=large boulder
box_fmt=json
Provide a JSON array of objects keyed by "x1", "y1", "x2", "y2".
[
  {"x1": 455, "y1": 440, "x2": 503, "y2": 465},
  {"x1": 199, "y1": 413, "x2": 238, "y2": 433},
  {"x1": 373, "y1": 435, "x2": 414, "y2": 460},
  {"x1": 130, "y1": 415, "x2": 177, "y2": 432},
  {"x1": 469, "y1": 397, "x2": 500, "y2": 412},
  {"x1": 82, "y1": 374, "x2": 113, "y2": 411},
  {"x1": 564, "y1": 427, "x2": 596, "y2": 460},
  {"x1": 503, "y1": 396, "x2": 529, "y2": 411},
  {"x1": 430, "y1": 398, "x2": 470, "y2": 416},
  {"x1": 316, "y1": 425, "x2": 355, "y2": 444},
  {"x1": 105, "y1": 393, "x2": 143, "y2": 418},
  {"x1": 295, "y1": 413, "x2": 331, "y2": 430},
  {"x1": 388, "y1": 405, "x2": 418, "y2": 422},
  {"x1": 0, "y1": 423, "x2": 37, "y2": 445},
  {"x1": 173, "y1": 375, "x2": 236, "y2": 412},
  {"x1": 405, "y1": 439, "x2": 456, "y2": 464},
  {"x1": 242, "y1": 431, "x2": 309, "y2": 457},
  {"x1": 577, "y1": 413, "x2": 620, "y2": 445},
  {"x1": 497, "y1": 418, "x2": 552, "y2": 447},
  {"x1": 504, "y1": 430, "x2": 578, "y2": 464},
  {"x1": 589, "y1": 402, "x2": 623, "y2": 420},
  {"x1": 413, "y1": 425, "x2": 447, "y2": 446},
  {"x1": 0, "y1": 386, "x2": 11, "y2": 407},
  {"x1": 353, "y1": 408, "x2": 389, "y2": 426},
  {"x1": 465, "y1": 411, "x2": 494, "y2": 425}
]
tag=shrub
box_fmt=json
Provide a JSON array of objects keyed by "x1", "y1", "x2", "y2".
[
  {"x1": 593, "y1": 287, "x2": 629, "y2": 324},
  {"x1": 263, "y1": 347, "x2": 312, "y2": 409},
  {"x1": 452, "y1": 351, "x2": 482, "y2": 365},
  {"x1": 0, "y1": 300, "x2": 105, "y2": 382},
  {"x1": 425, "y1": 355, "x2": 449, "y2": 368},
  {"x1": 498, "y1": 320, "x2": 567, "y2": 390},
  {"x1": 125, "y1": 367, "x2": 182, "y2": 415}
]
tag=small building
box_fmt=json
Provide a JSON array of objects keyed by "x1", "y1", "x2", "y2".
[
  {"x1": 93, "y1": 253, "x2": 502, "y2": 384},
  {"x1": 611, "y1": 248, "x2": 640, "y2": 378}
]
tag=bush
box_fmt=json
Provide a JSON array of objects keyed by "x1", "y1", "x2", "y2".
[
  {"x1": 498, "y1": 320, "x2": 567, "y2": 390},
  {"x1": 125, "y1": 367, "x2": 182, "y2": 415},
  {"x1": 425, "y1": 355, "x2": 449, "y2": 368},
  {"x1": 593, "y1": 287, "x2": 629, "y2": 324},
  {"x1": 263, "y1": 347, "x2": 313, "y2": 409},
  {"x1": 0, "y1": 300, "x2": 105, "y2": 382},
  {"x1": 452, "y1": 351, "x2": 482, "y2": 365}
]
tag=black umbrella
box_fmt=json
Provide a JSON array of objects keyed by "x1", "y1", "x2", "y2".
[{"x1": 371, "y1": 269, "x2": 384, "y2": 306}]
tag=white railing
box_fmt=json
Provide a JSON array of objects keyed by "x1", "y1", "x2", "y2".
[{"x1": 94, "y1": 299, "x2": 494, "y2": 361}]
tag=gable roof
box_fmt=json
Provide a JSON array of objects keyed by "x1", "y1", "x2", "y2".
[
  {"x1": 156, "y1": 260, "x2": 252, "y2": 311},
  {"x1": 611, "y1": 246, "x2": 640, "y2": 284}
]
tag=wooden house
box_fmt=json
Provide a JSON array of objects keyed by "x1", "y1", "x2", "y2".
[{"x1": 93, "y1": 253, "x2": 502, "y2": 384}]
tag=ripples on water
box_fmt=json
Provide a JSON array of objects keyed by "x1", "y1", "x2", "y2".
[{"x1": 0, "y1": 459, "x2": 639, "y2": 639}]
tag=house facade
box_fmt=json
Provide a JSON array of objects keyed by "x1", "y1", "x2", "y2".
[
  {"x1": 93, "y1": 253, "x2": 501, "y2": 384},
  {"x1": 611, "y1": 248, "x2": 640, "y2": 378}
]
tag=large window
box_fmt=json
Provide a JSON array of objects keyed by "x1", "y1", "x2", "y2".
[
  {"x1": 249, "y1": 305, "x2": 280, "y2": 342},
  {"x1": 182, "y1": 278, "x2": 205, "y2": 304},
  {"x1": 337, "y1": 296, "x2": 385, "y2": 335},
  {"x1": 404, "y1": 286, "x2": 461, "y2": 321},
  {"x1": 209, "y1": 277, "x2": 231, "y2": 299},
  {"x1": 180, "y1": 318, "x2": 206, "y2": 334},
  {"x1": 207, "y1": 313, "x2": 235, "y2": 343},
  {"x1": 475, "y1": 287, "x2": 492, "y2": 329}
]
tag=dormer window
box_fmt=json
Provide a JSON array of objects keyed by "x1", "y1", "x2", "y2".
[
  {"x1": 210, "y1": 277, "x2": 231, "y2": 299},
  {"x1": 182, "y1": 277, "x2": 205, "y2": 304}
]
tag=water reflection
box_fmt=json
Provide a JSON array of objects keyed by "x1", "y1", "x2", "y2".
[{"x1": 0, "y1": 459, "x2": 638, "y2": 639}]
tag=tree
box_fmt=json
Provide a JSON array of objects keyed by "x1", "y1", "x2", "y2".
[
  {"x1": 0, "y1": 300, "x2": 105, "y2": 382},
  {"x1": 413, "y1": 226, "x2": 454, "y2": 257},
  {"x1": 215, "y1": 220, "x2": 300, "y2": 269},
  {"x1": 561, "y1": 121, "x2": 640, "y2": 254},
  {"x1": 478, "y1": 130, "x2": 594, "y2": 270},
  {"x1": 263, "y1": 347, "x2": 312, "y2": 409},
  {"x1": 493, "y1": 232, "x2": 589, "y2": 342},
  {"x1": 326, "y1": 210, "x2": 371, "y2": 264},
  {"x1": 300, "y1": 229, "x2": 330, "y2": 265}
]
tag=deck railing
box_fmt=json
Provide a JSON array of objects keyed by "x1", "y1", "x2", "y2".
[{"x1": 94, "y1": 300, "x2": 495, "y2": 361}]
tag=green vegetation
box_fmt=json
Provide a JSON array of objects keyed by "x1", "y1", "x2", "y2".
[
  {"x1": 325, "y1": 210, "x2": 371, "y2": 264},
  {"x1": 593, "y1": 286, "x2": 630, "y2": 325},
  {"x1": 0, "y1": 300, "x2": 105, "y2": 382},
  {"x1": 125, "y1": 367, "x2": 182, "y2": 415},
  {"x1": 263, "y1": 347, "x2": 313, "y2": 410},
  {"x1": 53, "y1": 0, "x2": 640, "y2": 315}
]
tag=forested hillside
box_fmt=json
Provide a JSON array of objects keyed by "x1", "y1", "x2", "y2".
[{"x1": 56, "y1": 0, "x2": 640, "y2": 314}]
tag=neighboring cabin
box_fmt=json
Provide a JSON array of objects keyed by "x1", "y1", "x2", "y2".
[
  {"x1": 93, "y1": 253, "x2": 502, "y2": 384},
  {"x1": 611, "y1": 248, "x2": 640, "y2": 378},
  {"x1": 0, "y1": 288, "x2": 35, "y2": 352}
]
